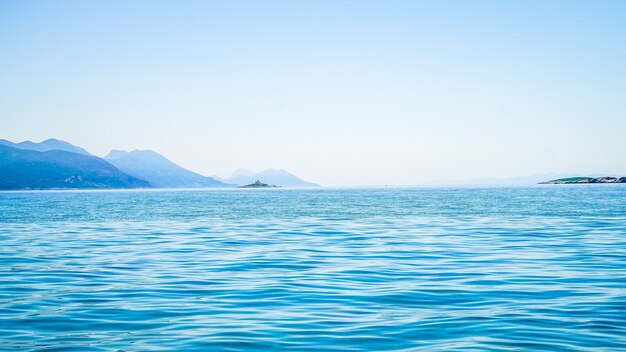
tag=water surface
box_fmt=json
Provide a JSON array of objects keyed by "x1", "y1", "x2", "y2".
[{"x1": 1, "y1": 186, "x2": 625, "y2": 351}]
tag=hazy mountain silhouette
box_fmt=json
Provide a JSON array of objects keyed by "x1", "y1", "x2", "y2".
[
  {"x1": 210, "y1": 174, "x2": 227, "y2": 183},
  {"x1": 105, "y1": 150, "x2": 231, "y2": 188},
  {"x1": 1, "y1": 138, "x2": 312, "y2": 189},
  {"x1": 226, "y1": 168, "x2": 318, "y2": 187},
  {"x1": 0, "y1": 138, "x2": 91, "y2": 156},
  {"x1": 225, "y1": 169, "x2": 257, "y2": 185},
  {"x1": 0, "y1": 144, "x2": 150, "y2": 190}
]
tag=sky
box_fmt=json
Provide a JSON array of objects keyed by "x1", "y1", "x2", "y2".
[{"x1": 1, "y1": 0, "x2": 625, "y2": 186}]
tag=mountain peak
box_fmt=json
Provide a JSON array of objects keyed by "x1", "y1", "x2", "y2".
[
  {"x1": 130, "y1": 149, "x2": 163, "y2": 156},
  {"x1": 104, "y1": 150, "x2": 129, "y2": 160}
]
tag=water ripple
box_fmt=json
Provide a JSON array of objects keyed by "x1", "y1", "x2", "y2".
[{"x1": 1, "y1": 189, "x2": 626, "y2": 350}]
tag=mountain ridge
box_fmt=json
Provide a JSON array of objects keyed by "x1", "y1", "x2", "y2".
[
  {"x1": 0, "y1": 144, "x2": 151, "y2": 190},
  {"x1": 104, "y1": 149, "x2": 231, "y2": 188},
  {"x1": 0, "y1": 138, "x2": 91, "y2": 156}
]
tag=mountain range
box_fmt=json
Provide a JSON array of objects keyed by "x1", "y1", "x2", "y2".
[
  {"x1": 0, "y1": 138, "x2": 318, "y2": 190},
  {"x1": 0, "y1": 144, "x2": 150, "y2": 190}
]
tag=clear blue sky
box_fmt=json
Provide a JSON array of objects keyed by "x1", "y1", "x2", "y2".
[{"x1": 1, "y1": 0, "x2": 625, "y2": 186}]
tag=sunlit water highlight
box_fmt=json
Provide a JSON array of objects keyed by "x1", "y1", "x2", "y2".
[{"x1": 1, "y1": 186, "x2": 625, "y2": 351}]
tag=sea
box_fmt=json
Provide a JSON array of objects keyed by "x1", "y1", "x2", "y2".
[{"x1": 1, "y1": 186, "x2": 625, "y2": 351}]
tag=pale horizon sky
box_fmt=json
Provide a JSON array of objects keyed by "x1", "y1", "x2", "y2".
[{"x1": 1, "y1": 1, "x2": 625, "y2": 186}]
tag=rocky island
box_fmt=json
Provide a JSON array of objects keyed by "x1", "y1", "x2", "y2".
[
  {"x1": 540, "y1": 176, "x2": 626, "y2": 184},
  {"x1": 238, "y1": 180, "x2": 280, "y2": 188}
]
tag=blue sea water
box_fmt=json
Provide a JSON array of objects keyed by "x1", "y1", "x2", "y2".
[{"x1": 1, "y1": 186, "x2": 626, "y2": 351}]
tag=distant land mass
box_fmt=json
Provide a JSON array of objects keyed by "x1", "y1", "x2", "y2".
[
  {"x1": 540, "y1": 176, "x2": 626, "y2": 184},
  {"x1": 226, "y1": 168, "x2": 319, "y2": 187},
  {"x1": 0, "y1": 144, "x2": 150, "y2": 190},
  {"x1": 0, "y1": 138, "x2": 318, "y2": 190},
  {"x1": 104, "y1": 150, "x2": 230, "y2": 188},
  {"x1": 428, "y1": 173, "x2": 611, "y2": 186}
]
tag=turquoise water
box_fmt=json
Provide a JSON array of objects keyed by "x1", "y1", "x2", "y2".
[{"x1": 1, "y1": 186, "x2": 626, "y2": 351}]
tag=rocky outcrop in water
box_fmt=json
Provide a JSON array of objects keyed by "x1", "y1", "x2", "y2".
[
  {"x1": 238, "y1": 180, "x2": 279, "y2": 188},
  {"x1": 226, "y1": 168, "x2": 318, "y2": 187}
]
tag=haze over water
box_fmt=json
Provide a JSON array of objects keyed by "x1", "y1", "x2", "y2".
[{"x1": 2, "y1": 186, "x2": 625, "y2": 351}]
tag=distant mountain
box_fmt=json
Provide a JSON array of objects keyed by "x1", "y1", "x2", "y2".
[
  {"x1": 226, "y1": 169, "x2": 257, "y2": 185},
  {"x1": 210, "y1": 174, "x2": 227, "y2": 183},
  {"x1": 225, "y1": 168, "x2": 318, "y2": 187},
  {"x1": 0, "y1": 144, "x2": 151, "y2": 190},
  {"x1": 105, "y1": 150, "x2": 231, "y2": 188},
  {"x1": 0, "y1": 138, "x2": 91, "y2": 156}
]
